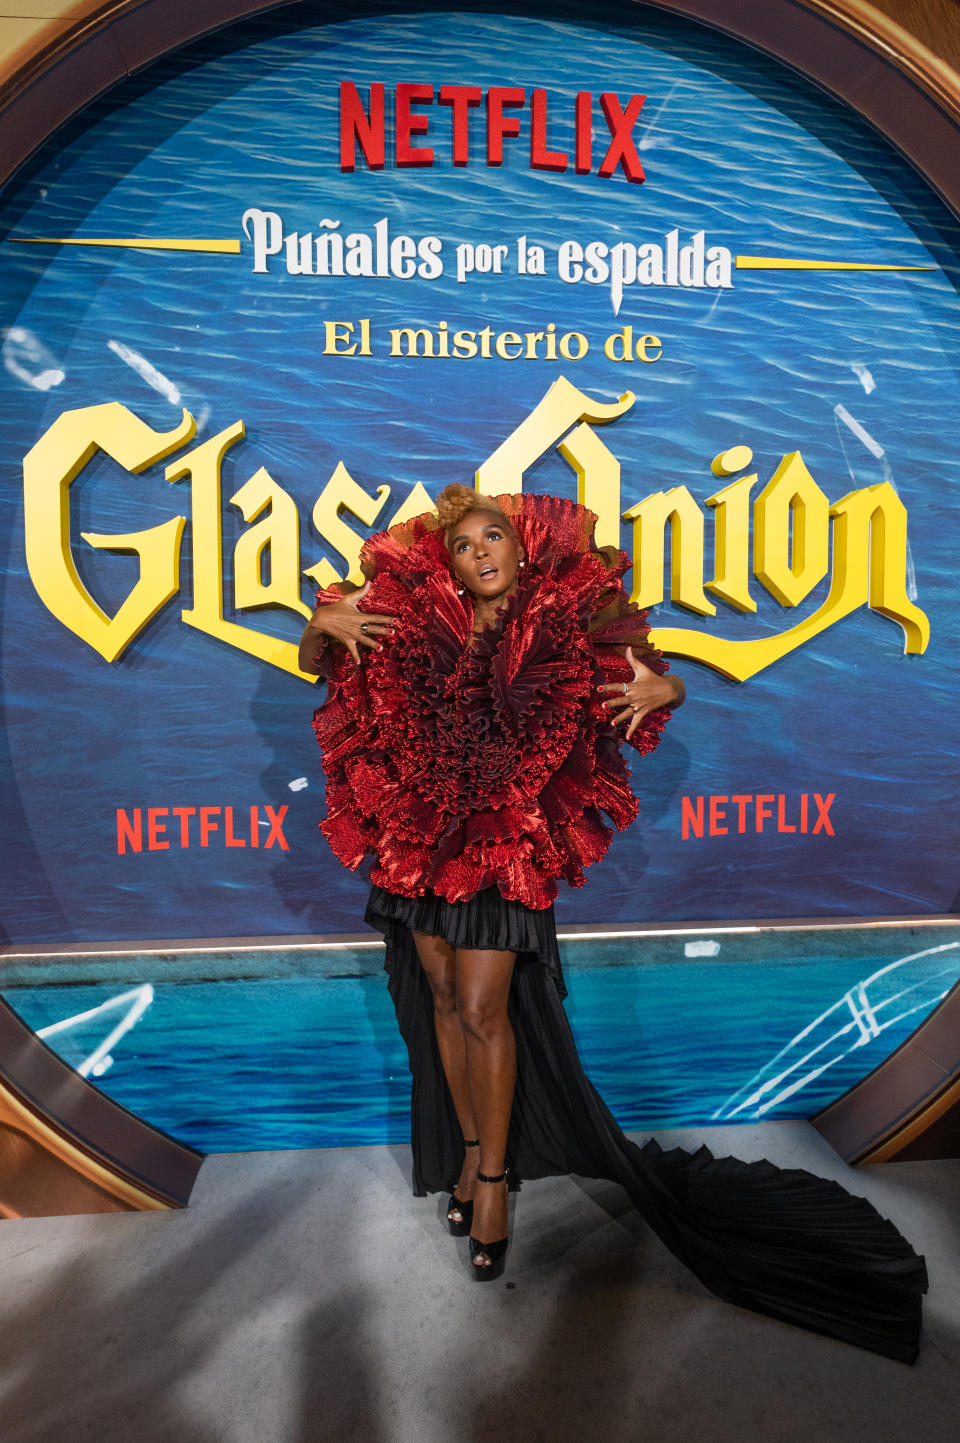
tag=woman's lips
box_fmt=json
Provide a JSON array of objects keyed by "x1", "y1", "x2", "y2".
[{"x1": 478, "y1": 565, "x2": 497, "y2": 579}]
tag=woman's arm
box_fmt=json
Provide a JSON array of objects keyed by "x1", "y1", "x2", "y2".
[{"x1": 298, "y1": 581, "x2": 397, "y2": 674}]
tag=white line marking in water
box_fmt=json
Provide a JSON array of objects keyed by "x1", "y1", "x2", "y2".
[
  {"x1": 684, "y1": 939, "x2": 721, "y2": 958},
  {"x1": 834, "y1": 403, "x2": 884, "y2": 458},
  {"x1": 107, "y1": 339, "x2": 181, "y2": 405},
  {"x1": 699, "y1": 288, "x2": 724, "y2": 326},
  {"x1": 714, "y1": 941, "x2": 960, "y2": 1119},
  {"x1": 2, "y1": 326, "x2": 65, "y2": 390},
  {"x1": 833, "y1": 406, "x2": 918, "y2": 599},
  {"x1": 851, "y1": 362, "x2": 875, "y2": 394},
  {"x1": 37, "y1": 983, "x2": 154, "y2": 1077},
  {"x1": 638, "y1": 83, "x2": 679, "y2": 151}
]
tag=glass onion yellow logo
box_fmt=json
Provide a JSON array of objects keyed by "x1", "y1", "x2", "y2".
[{"x1": 22, "y1": 377, "x2": 929, "y2": 683}]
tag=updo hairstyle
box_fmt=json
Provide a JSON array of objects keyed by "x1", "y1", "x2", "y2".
[{"x1": 435, "y1": 483, "x2": 517, "y2": 546}]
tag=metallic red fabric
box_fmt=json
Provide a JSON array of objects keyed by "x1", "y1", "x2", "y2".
[{"x1": 312, "y1": 493, "x2": 671, "y2": 909}]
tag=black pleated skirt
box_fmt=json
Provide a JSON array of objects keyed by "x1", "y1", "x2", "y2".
[{"x1": 364, "y1": 883, "x2": 927, "y2": 1363}]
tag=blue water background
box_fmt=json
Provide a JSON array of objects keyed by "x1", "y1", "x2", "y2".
[
  {"x1": 3, "y1": 924, "x2": 957, "y2": 1151},
  {"x1": 2, "y1": 4, "x2": 960, "y2": 945}
]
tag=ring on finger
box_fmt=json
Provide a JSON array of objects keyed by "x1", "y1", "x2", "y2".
[
  {"x1": 360, "y1": 622, "x2": 369, "y2": 635},
  {"x1": 621, "y1": 682, "x2": 627, "y2": 695},
  {"x1": 632, "y1": 704, "x2": 639, "y2": 713}
]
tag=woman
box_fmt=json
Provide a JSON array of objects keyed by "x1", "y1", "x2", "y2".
[{"x1": 300, "y1": 483, "x2": 926, "y2": 1359}]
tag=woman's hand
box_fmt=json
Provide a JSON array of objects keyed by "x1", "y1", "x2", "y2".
[
  {"x1": 298, "y1": 581, "x2": 397, "y2": 670},
  {"x1": 600, "y1": 646, "x2": 685, "y2": 739}
]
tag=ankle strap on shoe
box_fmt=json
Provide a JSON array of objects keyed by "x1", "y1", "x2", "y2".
[
  {"x1": 463, "y1": 1137, "x2": 480, "y2": 1147},
  {"x1": 477, "y1": 1169, "x2": 507, "y2": 1184}
]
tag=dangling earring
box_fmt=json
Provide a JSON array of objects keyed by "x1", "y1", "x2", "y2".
[
  {"x1": 457, "y1": 585, "x2": 466, "y2": 596},
  {"x1": 518, "y1": 558, "x2": 526, "y2": 569}
]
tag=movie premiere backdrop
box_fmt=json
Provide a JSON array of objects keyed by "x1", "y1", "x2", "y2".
[{"x1": 2, "y1": 2, "x2": 960, "y2": 956}]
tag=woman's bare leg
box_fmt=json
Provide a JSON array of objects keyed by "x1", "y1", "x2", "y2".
[
  {"x1": 411, "y1": 930, "x2": 478, "y2": 1209},
  {"x1": 456, "y1": 947, "x2": 517, "y2": 1258}
]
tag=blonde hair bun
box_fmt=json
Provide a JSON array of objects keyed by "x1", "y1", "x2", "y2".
[{"x1": 435, "y1": 482, "x2": 508, "y2": 532}]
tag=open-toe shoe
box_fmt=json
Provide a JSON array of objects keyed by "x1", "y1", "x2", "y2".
[
  {"x1": 468, "y1": 1169, "x2": 509, "y2": 1281},
  {"x1": 446, "y1": 1137, "x2": 479, "y2": 1237}
]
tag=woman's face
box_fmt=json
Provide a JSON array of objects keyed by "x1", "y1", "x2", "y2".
[{"x1": 449, "y1": 510, "x2": 524, "y2": 604}]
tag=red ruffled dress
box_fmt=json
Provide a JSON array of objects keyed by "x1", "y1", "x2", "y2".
[
  {"x1": 311, "y1": 494, "x2": 926, "y2": 1364},
  {"x1": 313, "y1": 492, "x2": 669, "y2": 907}
]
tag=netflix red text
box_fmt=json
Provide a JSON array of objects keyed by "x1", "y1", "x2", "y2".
[
  {"x1": 339, "y1": 82, "x2": 647, "y2": 182},
  {"x1": 681, "y1": 792, "x2": 836, "y2": 840},
  {"x1": 116, "y1": 805, "x2": 290, "y2": 854}
]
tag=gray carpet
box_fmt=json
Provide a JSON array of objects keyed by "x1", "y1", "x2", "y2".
[{"x1": 0, "y1": 1123, "x2": 957, "y2": 1443}]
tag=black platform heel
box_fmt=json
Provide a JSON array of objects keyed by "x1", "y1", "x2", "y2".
[
  {"x1": 446, "y1": 1138, "x2": 479, "y2": 1236},
  {"x1": 469, "y1": 1169, "x2": 509, "y2": 1281}
]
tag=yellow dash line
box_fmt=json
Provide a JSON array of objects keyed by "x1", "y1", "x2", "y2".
[
  {"x1": 735, "y1": 255, "x2": 935, "y2": 271},
  {"x1": 8, "y1": 237, "x2": 241, "y2": 254}
]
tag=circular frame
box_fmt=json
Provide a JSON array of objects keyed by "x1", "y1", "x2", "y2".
[{"x1": 0, "y1": 0, "x2": 958, "y2": 214}]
